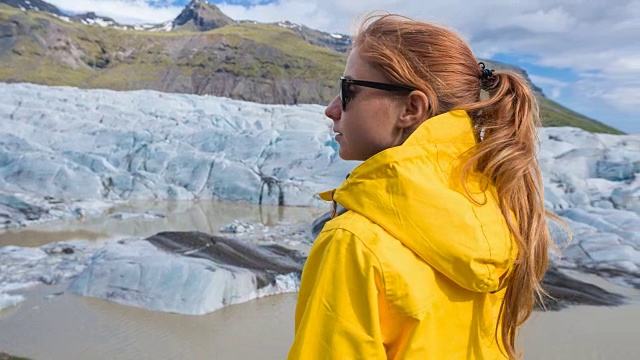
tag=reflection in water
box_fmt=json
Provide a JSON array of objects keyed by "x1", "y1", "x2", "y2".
[{"x1": 0, "y1": 200, "x2": 327, "y2": 248}]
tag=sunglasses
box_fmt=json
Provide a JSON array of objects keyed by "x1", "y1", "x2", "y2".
[{"x1": 340, "y1": 76, "x2": 415, "y2": 111}]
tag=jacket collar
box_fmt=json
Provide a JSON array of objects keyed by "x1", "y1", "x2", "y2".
[{"x1": 319, "y1": 110, "x2": 516, "y2": 293}]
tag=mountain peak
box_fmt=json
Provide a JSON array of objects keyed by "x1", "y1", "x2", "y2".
[
  {"x1": 173, "y1": 0, "x2": 234, "y2": 32},
  {"x1": 70, "y1": 11, "x2": 120, "y2": 27},
  {"x1": 0, "y1": 0, "x2": 62, "y2": 15}
]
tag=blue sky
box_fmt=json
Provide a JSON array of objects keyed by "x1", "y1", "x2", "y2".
[{"x1": 44, "y1": 0, "x2": 640, "y2": 133}]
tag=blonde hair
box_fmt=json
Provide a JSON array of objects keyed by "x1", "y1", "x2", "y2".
[{"x1": 354, "y1": 14, "x2": 565, "y2": 359}]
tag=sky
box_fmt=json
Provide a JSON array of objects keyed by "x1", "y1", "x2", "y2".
[{"x1": 43, "y1": 0, "x2": 640, "y2": 134}]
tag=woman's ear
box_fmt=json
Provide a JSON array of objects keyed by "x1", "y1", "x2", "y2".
[{"x1": 397, "y1": 90, "x2": 429, "y2": 129}]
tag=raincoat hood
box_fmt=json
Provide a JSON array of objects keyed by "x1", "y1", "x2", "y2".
[{"x1": 321, "y1": 110, "x2": 516, "y2": 293}]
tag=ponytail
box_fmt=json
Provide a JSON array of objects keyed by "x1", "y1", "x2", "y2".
[{"x1": 461, "y1": 70, "x2": 565, "y2": 359}]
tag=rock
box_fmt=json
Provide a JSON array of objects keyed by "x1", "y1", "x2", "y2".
[
  {"x1": 147, "y1": 231, "x2": 305, "y2": 275},
  {"x1": 2, "y1": 0, "x2": 64, "y2": 15},
  {"x1": 172, "y1": 0, "x2": 235, "y2": 32},
  {"x1": 219, "y1": 220, "x2": 256, "y2": 234},
  {"x1": 538, "y1": 267, "x2": 627, "y2": 311}
]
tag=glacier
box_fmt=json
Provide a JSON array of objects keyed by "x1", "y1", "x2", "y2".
[
  {"x1": 0, "y1": 83, "x2": 352, "y2": 218},
  {"x1": 67, "y1": 232, "x2": 305, "y2": 315},
  {"x1": 1, "y1": 82, "x2": 639, "y2": 314}
]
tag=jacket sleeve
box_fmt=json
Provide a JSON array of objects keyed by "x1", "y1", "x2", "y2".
[{"x1": 288, "y1": 228, "x2": 388, "y2": 360}]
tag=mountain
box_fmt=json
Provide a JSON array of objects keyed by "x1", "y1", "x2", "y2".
[
  {"x1": 172, "y1": 0, "x2": 234, "y2": 32},
  {"x1": 0, "y1": 1, "x2": 343, "y2": 104},
  {"x1": 273, "y1": 20, "x2": 351, "y2": 53},
  {"x1": 1, "y1": 0, "x2": 61, "y2": 15},
  {"x1": 69, "y1": 11, "x2": 120, "y2": 27},
  {"x1": 0, "y1": 0, "x2": 622, "y2": 134}
]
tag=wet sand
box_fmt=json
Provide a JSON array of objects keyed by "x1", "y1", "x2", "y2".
[
  {"x1": 518, "y1": 271, "x2": 640, "y2": 359},
  {"x1": 0, "y1": 280, "x2": 638, "y2": 360},
  {"x1": 0, "y1": 284, "x2": 296, "y2": 360},
  {"x1": 520, "y1": 304, "x2": 639, "y2": 360}
]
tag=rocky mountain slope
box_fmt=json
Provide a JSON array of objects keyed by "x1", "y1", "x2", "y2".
[
  {"x1": 2, "y1": 0, "x2": 61, "y2": 15},
  {"x1": 0, "y1": 2, "x2": 343, "y2": 104},
  {"x1": 0, "y1": 0, "x2": 621, "y2": 133},
  {"x1": 172, "y1": 0, "x2": 234, "y2": 32}
]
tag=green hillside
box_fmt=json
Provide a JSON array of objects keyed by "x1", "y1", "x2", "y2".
[
  {"x1": 0, "y1": 4, "x2": 343, "y2": 104},
  {"x1": 538, "y1": 96, "x2": 622, "y2": 134},
  {"x1": 0, "y1": 3, "x2": 622, "y2": 134}
]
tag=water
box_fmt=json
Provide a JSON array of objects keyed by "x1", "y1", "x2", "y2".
[
  {"x1": 0, "y1": 200, "x2": 325, "y2": 360},
  {"x1": 0, "y1": 200, "x2": 327, "y2": 248}
]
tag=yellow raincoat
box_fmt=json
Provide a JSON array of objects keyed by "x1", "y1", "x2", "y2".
[{"x1": 288, "y1": 110, "x2": 517, "y2": 359}]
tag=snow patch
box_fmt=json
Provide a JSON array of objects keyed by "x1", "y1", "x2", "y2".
[{"x1": 0, "y1": 293, "x2": 24, "y2": 312}]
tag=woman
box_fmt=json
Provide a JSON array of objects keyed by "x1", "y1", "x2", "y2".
[{"x1": 289, "y1": 14, "x2": 560, "y2": 359}]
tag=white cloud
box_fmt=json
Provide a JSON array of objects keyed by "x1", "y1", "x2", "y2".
[
  {"x1": 529, "y1": 74, "x2": 569, "y2": 100},
  {"x1": 575, "y1": 75, "x2": 640, "y2": 113},
  {"x1": 602, "y1": 87, "x2": 640, "y2": 112},
  {"x1": 491, "y1": 7, "x2": 578, "y2": 34},
  {"x1": 549, "y1": 87, "x2": 562, "y2": 99},
  {"x1": 610, "y1": 56, "x2": 640, "y2": 73},
  {"x1": 46, "y1": 0, "x2": 183, "y2": 24},
  {"x1": 529, "y1": 75, "x2": 569, "y2": 88}
]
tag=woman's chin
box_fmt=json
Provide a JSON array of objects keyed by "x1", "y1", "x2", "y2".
[
  {"x1": 338, "y1": 148, "x2": 351, "y2": 161},
  {"x1": 338, "y1": 149, "x2": 362, "y2": 161}
]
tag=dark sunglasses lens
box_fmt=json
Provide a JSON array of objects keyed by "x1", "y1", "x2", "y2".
[
  {"x1": 341, "y1": 79, "x2": 351, "y2": 110},
  {"x1": 340, "y1": 79, "x2": 345, "y2": 110}
]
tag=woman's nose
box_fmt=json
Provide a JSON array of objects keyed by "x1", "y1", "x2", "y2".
[{"x1": 324, "y1": 95, "x2": 341, "y2": 122}]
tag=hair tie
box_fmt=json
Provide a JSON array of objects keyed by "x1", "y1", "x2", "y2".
[
  {"x1": 478, "y1": 62, "x2": 494, "y2": 80},
  {"x1": 478, "y1": 62, "x2": 496, "y2": 90}
]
